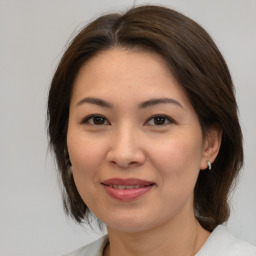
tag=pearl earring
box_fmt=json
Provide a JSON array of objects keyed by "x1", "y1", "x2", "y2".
[
  {"x1": 207, "y1": 161, "x2": 211, "y2": 170},
  {"x1": 67, "y1": 159, "x2": 72, "y2": 174}
]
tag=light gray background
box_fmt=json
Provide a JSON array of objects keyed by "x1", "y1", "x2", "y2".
[{"x1": 0, "y1": 0, "x2": 255, "y2": 255}]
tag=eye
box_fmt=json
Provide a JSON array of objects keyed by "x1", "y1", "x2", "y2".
[
  {"x1": 82, "y1": 115, "x2": 110, "y2": 125},
  {"x1": 145, "y1": 115, "x2": 174, "y2": 126}
]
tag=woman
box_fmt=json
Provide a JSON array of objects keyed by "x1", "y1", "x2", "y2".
[{"x1": 47, "y1": 5, "x2": 256, "y2": 256}]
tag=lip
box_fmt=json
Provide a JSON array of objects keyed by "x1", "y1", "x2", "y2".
[{"x1": 101, "y1": 178, "x2": 155, "y2": 201}]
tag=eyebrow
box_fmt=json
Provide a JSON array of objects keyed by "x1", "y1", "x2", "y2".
[
  {"x1": 76, "y1": 97, "x2": 113, "y2": 108},
  {"x1": 138, "y1": 98, "x2": 183, "y2": 109},
  {"x1": 76, "y1": 97, "x2": 183, "y2": 109}
]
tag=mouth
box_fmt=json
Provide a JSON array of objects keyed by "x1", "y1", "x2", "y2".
[
  {"x1": 106, "y1": 184, "x2": 151, "y2": 189},
  {"x1": 101, "y1": 178, "x2": 155, "y2": 201}
]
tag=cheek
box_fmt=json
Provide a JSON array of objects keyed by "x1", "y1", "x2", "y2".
[
  {"x1": 67, "y1": 132, "x2": 107, "y2": 179},
  {"x1": 150, "y1": 133, "x2": 203, "y2": 186},
  {"x1": 67, "y1": 132, "x2": 109, "y2": 207}
]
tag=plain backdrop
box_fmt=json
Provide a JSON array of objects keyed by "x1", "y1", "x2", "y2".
[{"x1": 0, "y1": 0, "x2": 255, "y2": 255}]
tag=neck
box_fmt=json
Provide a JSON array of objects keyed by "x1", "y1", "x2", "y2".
[{"x1": 104, "y1": 215, "x2": 210, "y2": 256}]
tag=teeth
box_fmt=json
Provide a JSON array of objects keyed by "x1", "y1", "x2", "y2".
[
  {"x1": 117, "y1": 185, "x2": 126, "y2": 189},
  {"x1": 109, "y1": 185, "x2": 146, "y2": 189}
]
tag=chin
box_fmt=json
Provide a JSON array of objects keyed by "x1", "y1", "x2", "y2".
[
  {"x1": 103, "y1": 212, "x2": 166, "y2": 234},
  {"x1": 107, "y1": 221, "x2": 152, "y2": 233}
]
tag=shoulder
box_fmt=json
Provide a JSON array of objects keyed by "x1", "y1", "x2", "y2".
[
  {"x1": 62, "y1": 235, "x2": 108, "y2": 256},
  {"x1": 196, "y1": 225, "x2": 256, "y2": 256}
]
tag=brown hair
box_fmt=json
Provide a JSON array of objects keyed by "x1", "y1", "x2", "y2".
[{"x1": 47, "y1": 5, "x2": 243, "y2": 231}]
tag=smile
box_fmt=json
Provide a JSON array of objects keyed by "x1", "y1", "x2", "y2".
[
  {"x1": 108, "y1": 184, "x2": 149, "y2": 189},
  {"x1": 101, "y1": 178, "x2": 155, "y2": 201}
]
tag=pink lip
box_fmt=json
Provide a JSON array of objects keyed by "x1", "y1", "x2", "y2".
[{"x1": 101, "y1": 178, "x2": 155, "y2": 201}]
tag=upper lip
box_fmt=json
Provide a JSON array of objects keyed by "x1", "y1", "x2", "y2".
[{"x1": 101, "y1": 178, "x2": 154, "y2": 186}]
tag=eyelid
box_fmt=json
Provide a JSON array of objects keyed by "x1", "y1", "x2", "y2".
[
  {"x1": 144, "y1": 114, "x2": 175, "y2": 126},
  {"x1": 80, "y1": 114, "x2": 174, "y2": 126},
  {"x1": 81, "y1": 114, "x2": 110, "y2": 125}
]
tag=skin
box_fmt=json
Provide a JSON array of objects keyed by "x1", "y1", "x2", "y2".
[{"x1": 67, "y1": 48, "x2": 222, "y2": 256}]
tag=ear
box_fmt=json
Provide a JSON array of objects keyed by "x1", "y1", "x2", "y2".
[{"x1": 200, "y1": 126, "x2": 222, "y2": 170}]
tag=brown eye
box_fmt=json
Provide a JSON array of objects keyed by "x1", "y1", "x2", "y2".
[
  {"x1": 82, "y1": 115, "x2": 110, "y2": 125},
  {"x1": 154, "y1": 116, "x2": 166, "y2": 125},
  {"x1": 92, "y1": 116, "x2": 105, "y2": 125},
  {"x1": 146, "y1": 115, "x2": 173, "y2": 126}
]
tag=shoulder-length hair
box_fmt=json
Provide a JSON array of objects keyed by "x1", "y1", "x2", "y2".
[{"x1": 47, "y1": 5, "x2": 243, "y2": 232}]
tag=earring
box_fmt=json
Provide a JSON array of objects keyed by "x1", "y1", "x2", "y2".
[
  {"x1": 207, "y1": 161, "x2": 211, "y2": 170},
  {"x1": 68, "y1": 165, "x2": 73, "y2": 174},
  {"x1": 66, "y1": 158, "x2": 72, "y2": 174}
]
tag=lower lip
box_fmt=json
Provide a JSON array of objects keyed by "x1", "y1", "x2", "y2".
[{"x1": 103, "y1": 185, "x2": 154, "y2": 201}]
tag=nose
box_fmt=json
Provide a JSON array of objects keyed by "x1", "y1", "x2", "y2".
[{"x1": 106, "y1": 126, "x2": 145, "y2": 169}]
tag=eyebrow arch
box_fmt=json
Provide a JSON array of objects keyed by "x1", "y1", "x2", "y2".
[
  {"x1": 139, "y1": 98, "x2": 183, "y2": 109},
  {"x1": 76, "y1": 97, "x2": 183, "y2": 109},
  {"x1": 76, "y1": 97, "x2": 113, "y2": 108}
]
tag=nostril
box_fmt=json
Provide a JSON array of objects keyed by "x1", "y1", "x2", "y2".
[
  {"x1": 106, "y1": 147, "x2": 146, "y2": 168},
  {"x1": 110, "y1": 160, "x2": 117, "y2": 165},
  {"x1": 109, "y1": 160, "x2": 139, "y2": 169}
]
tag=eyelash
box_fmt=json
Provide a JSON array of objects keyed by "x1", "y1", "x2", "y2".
[
  {"x1": 81, "y1": 114, "x2": 110, "y2": 125},
  {"x1": 145, "y1": 115, "x2": 174, "y2": 126},
  {"x1": 81, "y1": 114, "x2": 175, "y2": 126}
]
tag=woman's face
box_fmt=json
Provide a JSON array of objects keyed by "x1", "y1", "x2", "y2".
[{"x1": 67, "y1": 48, "x2": 212, "y2": 233}]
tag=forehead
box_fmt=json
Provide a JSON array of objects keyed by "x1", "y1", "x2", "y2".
[{"x1": 71, "y1": 47, "x2": 190, "y2": 107}]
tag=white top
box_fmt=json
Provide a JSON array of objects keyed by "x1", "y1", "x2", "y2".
[{"x1": 63, "y1": 225, "x2": 256, "y2": 256}]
